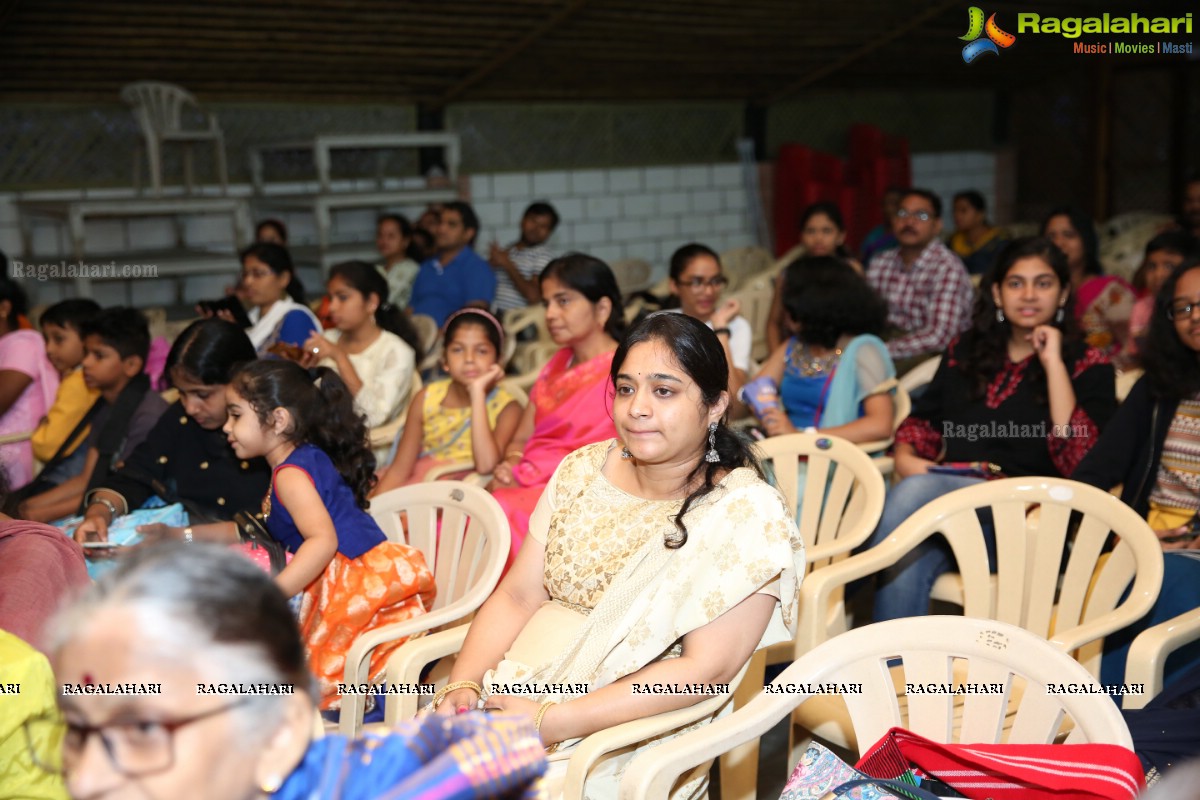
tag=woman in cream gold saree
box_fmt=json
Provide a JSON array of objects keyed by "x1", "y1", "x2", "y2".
[{"x1": 438, "y1": 313, "x2": 805, "y2": 798}]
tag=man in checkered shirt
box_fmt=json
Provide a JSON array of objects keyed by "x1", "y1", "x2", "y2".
[{"x1": 866, "y1": 188, "x2": 974, "y2": 372}]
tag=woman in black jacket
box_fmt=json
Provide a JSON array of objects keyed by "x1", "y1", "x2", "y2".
[
  {"x1": 1073, "y1": 257, "x2": 1200, "y2": 689},
  {"x1": 73, "y1": 319, "x2": 271, "y2": 545}
]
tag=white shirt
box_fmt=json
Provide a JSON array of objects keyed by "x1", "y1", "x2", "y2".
[{"x1": 319, "y1": 329, "x2": 415, "y2": 428}]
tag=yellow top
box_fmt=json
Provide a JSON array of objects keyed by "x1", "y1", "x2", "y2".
[
  {"x1": 419, "y1": 378, "x2": 515, "y2": 463},
  {"x1": 30, "y1": 368, "x2": 99, "y2": 463},
  {"x1": 0, "y1": 630, "x2": 69, "y2": 799}
]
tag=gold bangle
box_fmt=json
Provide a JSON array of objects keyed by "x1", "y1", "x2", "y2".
[
  {"x1": 431, "y1": 680, "x2": 483, "y2": 710},
  {"x1": 533, "y1": 700, "x2": 557, "y2": 751},
  {"x1": 505, "y1": 450, "x2": 524, "y2": 461}
]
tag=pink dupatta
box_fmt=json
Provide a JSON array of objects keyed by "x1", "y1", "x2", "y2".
[{"x1": 493, "y1": 347, "x2": 616, "y2": 568}]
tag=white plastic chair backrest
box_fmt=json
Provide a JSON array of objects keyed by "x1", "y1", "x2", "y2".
[
  {"x1": 1102, "y1": 211, "x2": 1173, "y2": 242},
  {"x1": 368, "y1": 482, "x2": 510, "y2": 616},
  {"x1": 499, "y1": 378, "x2": 529, "y2": 409},
  {"x1": 120, "y1": 81, "x2": 199, "y2": 137},
  {"x1": 409, "y1": 313, "x2": 439, "y2": 357},
  {"x1": 897, "y1": 355, "x2": 940, "y2": 396},
  {"x1": 619, "y1": 616, "x2": 1134, "y2": 800},
  {"x1": 719, "y1": 245, "x2": 773, "y2": 293},
  {"x1": 510, "y1": 342, "x2": 562, "y2": 390},
  {"x1": 726, "y1": 274, "x2": 775, "y2": 360},
  {"x1": 858, "y1": 384, "x2": 911, "y2": 456},
  {"x1": 800, "y1": 478, "x2": 1164, "y2": 674},
  {"x1": 1100, "y1": 221, "x2": 1167, "y2": 282},
  {"x1": 1004, "y1": 221, "x2": 1041, "y2": 239},
  {"x1": 771, "y1": 243, "x2": 806, "y2": 274},
  {"x1": 610, "y1": 258, "x2": 654, "y2": 295},
  {"x1": 753, "y1": 432, "x2": 885, "y2": 573},
  {"x1": 502, "y1": 305, "x2": 550, "y2": 343}
]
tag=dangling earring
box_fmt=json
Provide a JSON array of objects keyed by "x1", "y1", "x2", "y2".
[
  {"x1": 260, "y1": 774, "x2": 283, "y2": 794},
  {"x1": 704, "y1": 422, "x2": 720, "y2": 463},
  {"x1": 621, "y1": 444, "x2": 632, "y2": 459},
  {"x1": 1055, "y1": 306, "x2": 1065, "y2": 323},
  {"x1": 996, "y1": 309, "x2": 1006, "y2": 323}
]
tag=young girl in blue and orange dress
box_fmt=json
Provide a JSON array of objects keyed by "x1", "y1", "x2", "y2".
[
  {"x1": 373, "y1": 309, "x2": 523, "y2": 492},
  {"x1": 224, "y1": 359, "x2": 435, "y2": 709}
]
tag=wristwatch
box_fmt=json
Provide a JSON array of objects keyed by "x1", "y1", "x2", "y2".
[{"x1": 182, "y1": 527, "x2": 194, "y2": 544}]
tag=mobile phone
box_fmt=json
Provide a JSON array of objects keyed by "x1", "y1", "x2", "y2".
[
  {"x1": 81, "y1": 541, "x2": 121, "y2": 549},
  {"x1": 927, "y1": 461, "x2": 1004, "y2": 480},
  {"x1": 1163, "y1": 514, "x2": 1200, "y2": 543}
]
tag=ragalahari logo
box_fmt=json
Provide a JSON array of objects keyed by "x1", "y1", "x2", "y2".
[{"x1": 960, "y1": 7, "x2": 1016, "y2": 62}]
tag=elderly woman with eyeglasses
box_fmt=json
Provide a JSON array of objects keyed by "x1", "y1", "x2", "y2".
[
  {"x1": 28, "y1": 544, "x2": 547, "y2": 800},
  {"x1": 666, "y1": 243, "x2": 750, "y2": 403}
]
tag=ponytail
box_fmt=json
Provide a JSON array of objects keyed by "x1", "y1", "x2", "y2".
[{"x1": 308, "y1": 367, "x2": 376, "y2": 508}]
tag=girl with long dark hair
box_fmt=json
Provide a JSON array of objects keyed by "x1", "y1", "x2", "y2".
[
  {"x1": 301, "y1": 260, "x2": 419, "y2": 430},
  {"x1": 864, "y1": 236, "x2": 1116, "y2": 622},
  {"x1": 223, "y1": 359, "x2": 434, "y2": 710}
]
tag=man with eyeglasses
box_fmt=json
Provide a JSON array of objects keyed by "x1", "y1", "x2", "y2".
[{"x1": 866, "y1": 188, "x2": 974, "y2": 373}]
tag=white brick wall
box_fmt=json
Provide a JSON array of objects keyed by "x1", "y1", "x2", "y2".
[
  {"x1": 6, "y1": 160, "x2": 762, "y2": 306},
  {"x1": 911, "y1": 151, "x2": 1001, "y2": 224}
]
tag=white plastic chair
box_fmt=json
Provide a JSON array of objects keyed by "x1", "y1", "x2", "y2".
[
  {"x1": 720, "y1": 432, "x2": 886, "y2": 800},
  {"x1": 368, "y1": 372, "x2": 423, "y2": 462},
  {"x1": 725, "y1": 273, "x2": 776, "y2": 362},
  {"x1": 120, "y1": 81, "x2": 228, "y2": 196},
  {"x1": 620, "y1": 616, "x2": 1135, "y2": 800},
  {"x1": 719, "y1": 245, "x2": 774, "y2": 293},
  {"x1": 857, "y1": 383, "x2": 910, "y2": 483},
  {"x1": 1100, "y1": 219, "x2": 1172, "y2": 283},
  {"x1": 1123, "y1": 607, "x2": 1200, "y2": 710},
  {"x1": 792, "y1": 477, "x2": 1163, "y2": 751},
  {"x1": 384, "y1": 620, "x2": 751, "y2": 799},
  {"x1": 338, "y1": 481, "x2": 510, "y2": 736},
  {"x1": 610, "y1": 258, "x2": 655, "y2": 296},
  {"x1": 897, "y1": 355, "x2": 940, "y2": 397}
]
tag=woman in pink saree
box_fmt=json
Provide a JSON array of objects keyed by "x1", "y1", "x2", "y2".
[{"x1": 489, "y1": 254, "x2": 624, "y2": 569}]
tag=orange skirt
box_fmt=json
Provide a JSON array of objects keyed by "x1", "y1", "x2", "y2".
[{"x1": 296, "y1": 542, "x2": 436, "y2": 710}]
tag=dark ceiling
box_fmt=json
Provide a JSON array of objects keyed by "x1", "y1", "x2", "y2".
[{"x1": 0, "y1": 0, "x2": 1195, "y2": 104}]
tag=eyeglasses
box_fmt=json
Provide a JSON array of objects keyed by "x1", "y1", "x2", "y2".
[
  {"x1": 677, "y1": 276, "x2": 728, "y2": 290},
  {"x1": 1167, "y1": 300, "x2": 1200, "y2": 321},
  {"x1": 24, "y1": 699, "x2": 252, "y2": 777},
  {"x1": 895, "y1": 209, "x2": 933, "y2": 222}
]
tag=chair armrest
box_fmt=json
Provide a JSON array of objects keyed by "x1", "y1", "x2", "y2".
[
  {"x1": 561, "y1": 661, "x2": 749, "y2": 800},
  {"x1": 1122, "y1": 608, "x2": 1200, "y2": 709},
  {"x1": 857, "y1": 437, "x2": 893, "y2": 455},
  {"x1": 382, "y1": 625, "x2": 471, "y2": 724},
  {"x1": 0, "y1": 430, "x2": 34, "y2": 445},
  {"x1": 369, "y1": 417, "x2": 405, "y2": 449},
  {"x1": 339, "y1": 603, "x2": 481, "y2": 737}
]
